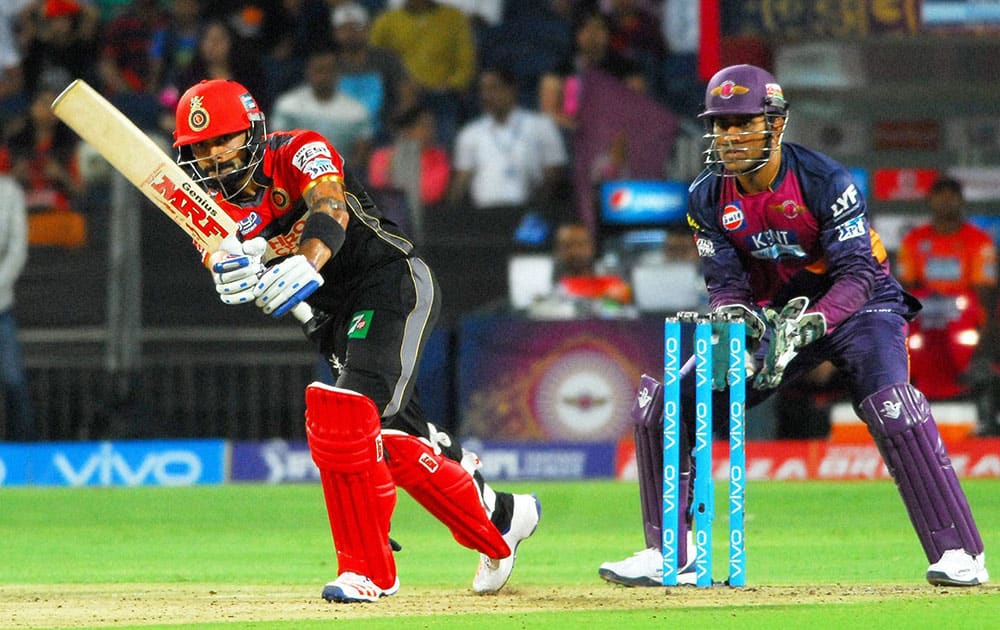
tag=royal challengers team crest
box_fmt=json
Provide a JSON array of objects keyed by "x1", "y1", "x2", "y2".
[{"x1": 188, "y1": 95, "x2": 209, "y2": 132}]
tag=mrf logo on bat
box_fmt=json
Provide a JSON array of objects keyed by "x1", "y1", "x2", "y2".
[{"x1": 145, "y1": 165, "x2": 228, "y2": 243}]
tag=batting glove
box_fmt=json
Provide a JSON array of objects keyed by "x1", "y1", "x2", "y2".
[
  {"x1": 753, "y1": 297, "x2": 826, "y2": 390},
  {"x1": 254, "y1": 255, "x2": 324, "y2": 317},
  {"x1": 211, "y1": 235, "x2": 267, "y2": 305}
]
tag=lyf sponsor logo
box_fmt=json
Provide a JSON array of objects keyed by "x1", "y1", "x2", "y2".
[
  {"x1": 830, "y1": 183, "x2": 860, "y2": 218},
  {"x1": 721, "y1": 204, "x2": 744, "y2": 231}
]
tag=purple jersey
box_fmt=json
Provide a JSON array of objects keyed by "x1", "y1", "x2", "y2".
[{"x1": 687, "y1": 142, "x2": 913, "y2": 331}]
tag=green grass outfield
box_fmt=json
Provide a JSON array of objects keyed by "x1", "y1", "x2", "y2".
[{"x1": 1, "y1": 479, "x2": 997, "y2": 629}]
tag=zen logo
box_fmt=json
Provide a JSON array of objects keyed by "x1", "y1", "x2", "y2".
[
  {"x1": 836, "y1": 216, "x2": 867, "y2": 241},
  {"x1": 348, "y1": 310, "x2": 374, "y2": 339},
  {"x1": 830, "y1": 183, "x2": 860, "y2": 218},
  {"x1": 292, "y1": 142, "x2": 333, "y2": 170}
]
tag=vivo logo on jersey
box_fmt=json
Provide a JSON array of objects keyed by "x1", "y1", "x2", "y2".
[
  {"x1": 748, "y1": 230, "x2": 807, "y2": 260},
  {"x1": 831, "y1": 183, "x2": 860, "y2": 218},
  {"x1": 148, "y1": 169, "x2": 228, "y2": 240},
  {"x1": 837, "y1": 215, "x2": 867, "y2": 241},
  {"x1": 721, "y1": 204, "x2": 744, "y2": 231}
]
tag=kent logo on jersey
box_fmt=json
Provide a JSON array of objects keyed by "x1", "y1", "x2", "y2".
[{"x1": 348, "y1": 310, "x2": 374, "y2": 339}]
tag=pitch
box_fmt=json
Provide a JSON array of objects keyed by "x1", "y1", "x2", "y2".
[{"x1": 1, "y1": 479, "x2": 997, "y2": 628}]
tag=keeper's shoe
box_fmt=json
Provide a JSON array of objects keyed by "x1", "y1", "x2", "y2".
[
  {"x1": 473, "y1": 493, "x2": 542, "y2": 594},
  {"x1": 599, "y1": 534, "x2": 697, "y2": 587},
  {"x1": 321, "y1": 572, "x2": 400, "y2": 603},
  {"x1": 926, "y1": 550, "x2": 989, "y2": 587}
]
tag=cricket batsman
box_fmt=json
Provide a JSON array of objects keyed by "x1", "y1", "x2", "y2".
[{"x1": 172, "y1": 78, "x2": 541, "y2": 602}]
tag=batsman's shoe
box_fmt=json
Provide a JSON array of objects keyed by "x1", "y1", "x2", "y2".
[
  {"x1": 926, "y1": 550, "x2": 989, "y2": 586},
  {"x1": 322, "y1": 572, "x2": 400, "y2": 603},
  {"x1": 473, "y1": 493, "x2": 542, "y2": 594},
  {"x1": 599, "y1": 539, "x2": 697, "y2": 587}
]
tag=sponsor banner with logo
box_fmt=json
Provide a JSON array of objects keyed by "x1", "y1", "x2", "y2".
[
  {"x1": 462, "y1": 439, "x2": 616, "y2": 481},
  {"x1": 231, "y1": 440, "x2": 320, "y2": 483},
  {"x1": 872, "y1": 167, "x2": 940, "y2": 201},
  {"x1": 0, "y1": 440, "x2": 226, "y2": 487},
  {"x1": 615, "y1": 437, "x2": 1000, "y2": 481},
  {"x1": 458, "y1": 314, "x2": 665, "y2": 442},
  {"x1": 722, "y1": 1, "x2": 920, "y2": 38},
  {"x1": 599, "y1": 180, "x2": 688, "y2": 227}
]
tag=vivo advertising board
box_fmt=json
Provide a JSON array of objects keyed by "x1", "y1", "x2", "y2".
[
  {"x1": 0, "y1": 440, "x2": 226, "y2": 487},
  {"x1": 599, "y1": 180, "x2": 688, "y2": 227}
]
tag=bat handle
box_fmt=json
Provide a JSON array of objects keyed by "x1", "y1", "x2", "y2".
[{"x1": 291, "y1": 302, "x2": 314, "y2": 324}]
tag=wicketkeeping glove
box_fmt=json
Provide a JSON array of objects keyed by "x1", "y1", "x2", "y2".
[
  {"x1": 211, "y1": 235, "x2": 267, "y2": 305},
  {"x1": 254, "y1": 255, "x2": 324, "y2": 317},
  {"x1": 753, "y1": 296, "x2": 827, "y2": 390},
  {"x1": 711, "y1": 304, "x2": 765, "y2": 390}
]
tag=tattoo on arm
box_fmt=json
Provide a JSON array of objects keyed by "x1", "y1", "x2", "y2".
[{"x1": 312, "y1": 196, "x2": 346, "y2": 215}]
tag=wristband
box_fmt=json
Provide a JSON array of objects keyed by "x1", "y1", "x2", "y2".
[{"x1": 301, "y1": 212, "x2": 346, "y2": 257}]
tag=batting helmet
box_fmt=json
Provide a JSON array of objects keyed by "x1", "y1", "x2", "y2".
[
  {"x1": 173, "y1": 79, "x2": 267, "y2": 199},
  {"x1": 698, "y1": 64, "x2": 787, "y2": 120}
]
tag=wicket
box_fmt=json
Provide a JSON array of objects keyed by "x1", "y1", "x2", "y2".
[{"x1": 662, "y1": 313, "x2": 746, "y2": 587}]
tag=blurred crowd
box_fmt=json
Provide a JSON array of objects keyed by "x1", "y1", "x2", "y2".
[{"x1": 0, "y1": 0, "x2": 706, "y2": 253}]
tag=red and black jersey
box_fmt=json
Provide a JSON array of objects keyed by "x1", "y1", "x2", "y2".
[{"x1": 211, "y1": 129, "x2": 414, "y2": 312}]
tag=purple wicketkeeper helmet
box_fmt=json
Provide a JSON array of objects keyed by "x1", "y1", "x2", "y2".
[{"x1": 698, "y1": 64, "x2": 788, "y2": 175}]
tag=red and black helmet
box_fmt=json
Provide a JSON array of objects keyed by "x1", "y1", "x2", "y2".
[{"x1": 173, "y1": 79, "x2": 267, "y2": 198}]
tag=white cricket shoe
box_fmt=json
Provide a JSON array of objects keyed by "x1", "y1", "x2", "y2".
[
  {"x1": 473, "y1": 493, "x2": 542, "y2": 594},
  {"x1": 599, "y1": 533, "x2": 697, "y2": 587},
  {"x1": 321, "y1": 572, "x2": 400, "y2": 603},
  {"x1": 926, "y1": 550, "x2": 989, "y2": 586}
]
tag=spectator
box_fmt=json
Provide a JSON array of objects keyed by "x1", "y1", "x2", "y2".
[
  {"x1": 94, "y1": 0, "x2": 164, "y2": 96},
  {"x1": 0, "y1": 1, "x2": 32, "y2": 135},
  {"x1": 604, "y1": 0, "x2": 668, "y2": 98},
  {"x1": 448, "y1": 67, "x2": 569, "y2": 245},
  {"x1": 5, "y1": 85, "x2": 86, "y2": 248},
  {"x1": 174, "y1": 19, "x2": 269, "y2": 112},
  {"x1": 17, "y1": 0, "x2": 100, "y2": 96},
  {"x1": 269, "y1": 47, "x2": 373, "y2": 171},
  {"x1": 367, "y1": 104, "x2": 449, "y2": 244},
  {"x1": 896, "y1": 176, "x2": 999, "y2": 418},
  {"x1": 369, "y1": 0, "x2": 476, "y2": 146},
  {"x1": 0, "y1": 173, "x2": 33, "y2": 441},
  {"x1": 330, "y1": 1, "x2": 416, "y2": 144},
  {"x1": 553, "y1": 221, "x2": 631, "y2": 304},
  {"x1": 538, "y1": 9, "x2": 645, "y2": 136},
  {"x1": 148, "y1": 0, "x2": 202, "y2": 95},
  {"x1": 261, "y1": 0, "x2": 332, "y2": 97}
]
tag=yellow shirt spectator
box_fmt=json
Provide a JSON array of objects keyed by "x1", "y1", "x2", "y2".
[{"x1": 369, "y1": 1, "x2": 476, "y2": 92}]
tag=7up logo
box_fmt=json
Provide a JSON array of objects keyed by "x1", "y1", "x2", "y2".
[{"x1": 348, "y1": 310, "x2": 374, "y2": 339}]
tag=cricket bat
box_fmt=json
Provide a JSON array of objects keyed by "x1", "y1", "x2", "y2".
[{"x1": 50, "y1": 79, "x2": 313, "y2": 324}]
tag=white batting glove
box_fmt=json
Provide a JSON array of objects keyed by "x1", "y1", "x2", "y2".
[
  {"x1": 211, "y1": 235, "x2": 267, "y2": 305},
  {"x1": 254, "y1": 255, "x2": 324, "y2": 317}
]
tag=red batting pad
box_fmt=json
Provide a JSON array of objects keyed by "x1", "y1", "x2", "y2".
[
  {"x1": 306, "y1": 384, "x2": 397, "y2": 590},
  {"x1": 383, "y1": 432, "x2": 511, "y2": 559}
]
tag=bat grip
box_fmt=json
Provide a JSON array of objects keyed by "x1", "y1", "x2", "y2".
[{"x1": 291, "y1": 302, "x2": 314, "y2": 324}]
